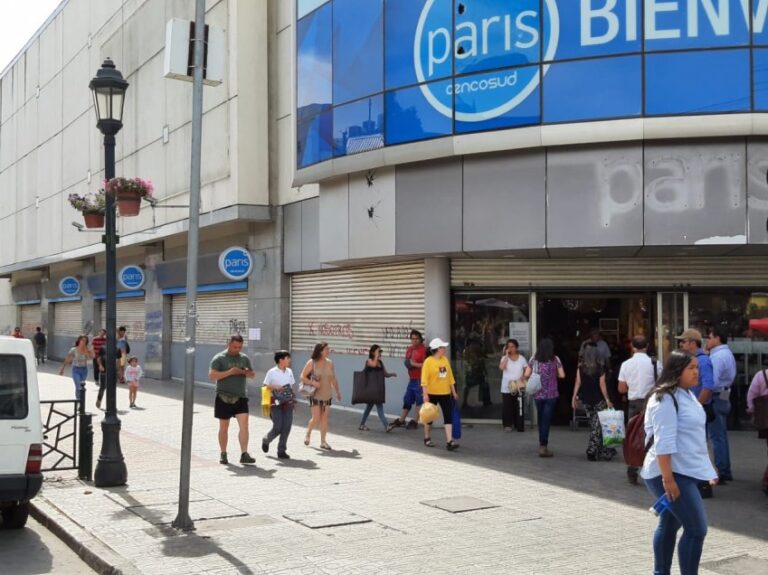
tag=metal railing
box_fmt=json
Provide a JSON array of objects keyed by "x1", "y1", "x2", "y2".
[{"x1": 40, "y1": 389, "x2": 94, "y2": 480}]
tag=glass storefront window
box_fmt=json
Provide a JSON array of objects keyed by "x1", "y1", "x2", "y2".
[
  {"x1": 332, "y1": 0, "x2": 383, "y2": 106},
  {"x1": 689, "y1": 291, "x2": 768, "y2": 425},
  {"x1": 543, "y1": 55, "x2": 642, "y2": 123},
  {"x1": 645, "y1": 49, "x2": 751, "y2": 115},
  {"x1": 333, "y1": 96, "x2": 384, "y2": 157},
  {"x1": 384, "y1": 80, "x2": 454, "y2": 145},
  {"x1": 452, "y1": 293, "x2": 530, "y2": 420}
]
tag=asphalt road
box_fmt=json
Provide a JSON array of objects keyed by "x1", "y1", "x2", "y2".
[{"x1": 0, "y1": 515, "x2": 94, "y2": 575}]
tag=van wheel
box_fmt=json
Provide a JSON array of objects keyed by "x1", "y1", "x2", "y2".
[{"x1": 2, "y1": 502, "x2": 30, "y2": 529}]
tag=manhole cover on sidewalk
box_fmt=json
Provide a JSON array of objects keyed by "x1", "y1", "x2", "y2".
[
  {"x1": 127, "y1": 499, "x2": 247, "y2": 525},
  {"x1": 702, "y1": 555, "x2": 768, "y2": 575},
  {"x1": 284, "y1": 510, "x2": 372, "y2": 529},
  {"x1": 420, "y1": 496, "x2": 499, "y2": 514}
]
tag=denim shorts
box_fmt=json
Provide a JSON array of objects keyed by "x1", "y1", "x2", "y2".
[{"x1": 402, "y1": 379, "x2": 424, "y2": 409}]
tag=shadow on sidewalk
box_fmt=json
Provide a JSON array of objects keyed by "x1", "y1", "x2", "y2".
[
  {"x1": 224, "y1": 464, "x2": 277, "y2": 480},
  {"x1": 267, "y1": 456, "x2": 319, "y2": 470},
  {"x1": 161, "y1": 533, "x2": 255, "y2": 575}
]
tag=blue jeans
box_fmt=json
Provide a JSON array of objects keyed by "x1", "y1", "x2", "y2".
[
  {"x1": 645, "y1": 474, "x2": 708, "y2": 575},
  {"x1": 72, "y1": 366, "x2": 88, "y2": 401},
  {"x1": 361, "y1": 403, "x2": 388, "y2": 430},
  {"x1": 707, "y1": 397, "x2": 732, "y2": 477},
  {"x1": 534, "y1": 398, "x2": 557, "y2": 447}
]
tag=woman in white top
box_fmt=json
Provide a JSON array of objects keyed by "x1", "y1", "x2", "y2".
[
  {"x1": 498, "y1": 339, "x2": 527, "y2": 432},
  {"x1": 642, "y1": 350, "x2": 718, "y2": 575}
]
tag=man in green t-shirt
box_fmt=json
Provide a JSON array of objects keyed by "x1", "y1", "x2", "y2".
[{"x1": 209, "y1": 334, "x2": 256, "y2": 465}]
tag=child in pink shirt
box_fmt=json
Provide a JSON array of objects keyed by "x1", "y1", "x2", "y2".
[{"x1": 125, "y1": 356, "x2": 144, "y2": 409}]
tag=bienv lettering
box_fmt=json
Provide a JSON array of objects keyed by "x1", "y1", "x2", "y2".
[{"x1": 583, "y1": 0, "x2": 768, "y2": 45}]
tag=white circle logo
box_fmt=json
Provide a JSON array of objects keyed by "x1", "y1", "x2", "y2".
[
  {"x1": 414, "y1": 0, "x2": 559, "y2": 122},
  {"x1": 219, "y1": 247, "x2": 253, "y2": 281}
]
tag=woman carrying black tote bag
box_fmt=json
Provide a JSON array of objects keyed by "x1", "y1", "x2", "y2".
[{"x1": 353, "y1": 345, "x2": 396, "y2": 431}]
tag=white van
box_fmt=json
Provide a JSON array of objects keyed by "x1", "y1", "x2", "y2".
[{"x1": 0, "y1": 336, "x2": 43, "y2": 529}]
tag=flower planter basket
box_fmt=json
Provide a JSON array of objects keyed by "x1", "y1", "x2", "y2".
[
  {"x1": 116, "y1": 191, "x2": 142, "y2": 217},
  {"x1": 105, "y1": 177, "x2": 154, "y2": 218},
  {"x1": 83, "y1": 212, "x2": 105, "y2": 229}
]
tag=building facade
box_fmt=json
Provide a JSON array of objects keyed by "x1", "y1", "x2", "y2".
[
  {"x1": 0, "y1": 0, "x2": 285, "y2": 379},
  {"x1": 286, "y1": 0, "x2": 768, "y2": 422},
  {"x1": 2, "y1": 0, "x2": 768, "y2": 424}
]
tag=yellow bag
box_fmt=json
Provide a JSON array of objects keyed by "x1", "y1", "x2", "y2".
[
  {"x1": 261, "y1": 386, "x2": 271, "y2": 417},
  {"x1": 419, "y1": 402, "x2": 439, "y2": 425}
]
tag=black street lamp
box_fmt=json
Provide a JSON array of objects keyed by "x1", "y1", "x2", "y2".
[{"x1": 90, "y1": 58, "x2": 129, "y2": 487}]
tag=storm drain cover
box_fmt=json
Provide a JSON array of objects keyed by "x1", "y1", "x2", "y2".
[
  {"x1": 127, "y1": 499, "x2": 248, "y2": 525},
  {"x1": 284, "y1": 510, "x2": 372, "y2": 529},
  {"x1": 702, "y1": 555, "x2": 768, "y2": 575},
  {"x1": 420, "y1": 496, "x2": 499, "y2": 514}
]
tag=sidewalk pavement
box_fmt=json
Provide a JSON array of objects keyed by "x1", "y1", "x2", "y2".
[{"x1": 33, "y1": 366, "x2": 768, "y2": 575}]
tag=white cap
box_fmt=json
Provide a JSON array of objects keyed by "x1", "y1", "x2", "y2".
[{"x1": 429, "y1": 338, "x2": 450, "y2": 349}]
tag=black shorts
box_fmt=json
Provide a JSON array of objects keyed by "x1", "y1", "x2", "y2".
[
  {"x1": 214, "y1": 395, "x2": 249, "y2": 419},
  {"x1": 427, "y1": 394, "x2": 453, "y2": 424}
]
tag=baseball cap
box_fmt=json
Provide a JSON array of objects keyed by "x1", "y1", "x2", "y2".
[
  {"x1": 675, "y1": 328, "x2": 703, "y2": 342},
  {"x1": 429, "y1": 338, "x2": 450, "y2": 349}
]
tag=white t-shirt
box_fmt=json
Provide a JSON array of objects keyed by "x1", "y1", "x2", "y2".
[
  {"x1": 500, "y1": 355, "x2": 528, "y2": 394},
  {"x1": 618, "y1": 352, "x2": 658, "y2": 400},
  {"x1": 263, "y1": 367, "x2": 295, "y2": 389},
  {"x1": 124, "y1": 365, "x2": 143, "y2": 383}
]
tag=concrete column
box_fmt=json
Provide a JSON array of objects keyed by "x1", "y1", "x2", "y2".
[
  {"x1": 247, "y1": 210, "x2": 289, "y2": 374},
  {"x1": 424, "y1": 258, "x2": 450, "y2": 343},
  {"x1": 143, "y1": 245, "x2": 165, "y2": 379}
]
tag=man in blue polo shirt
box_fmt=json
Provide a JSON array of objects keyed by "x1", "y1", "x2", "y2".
[
  {"x1": 706, "y1": 326, "x2": 737, "y2": 484},
  {"x1": 677, "y1": 328, "x2": 717, "y2": 495}
]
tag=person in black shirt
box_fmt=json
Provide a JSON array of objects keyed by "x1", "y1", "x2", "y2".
[
  {"x1": 572, "y1": 342, "x2": 617, "y2": 461},
  {"x1": 33, "y1": 327, "x2": 47, "y2": 365}
]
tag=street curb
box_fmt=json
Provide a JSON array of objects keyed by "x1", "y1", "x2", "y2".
[{"x1": 30, "y1": 496, "x2": 142, "y2": 575}]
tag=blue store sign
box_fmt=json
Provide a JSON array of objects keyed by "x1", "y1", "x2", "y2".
[
  {"x1": 219, "y1": 247, "x2": 253, "y2": 281},
  {"x1": 59, "y1": 276, "x2": 81, "y2": 297},
  {"x1": 119, "y1": 265, "x2": 146, "y2": 290},
  {"x1": 296, "y1": 0, "x2": 768, "y2": 168}
]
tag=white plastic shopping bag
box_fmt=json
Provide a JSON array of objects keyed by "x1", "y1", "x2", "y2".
[{"x1": 598, "y1": 408, "x2": 626, "y2": 447}]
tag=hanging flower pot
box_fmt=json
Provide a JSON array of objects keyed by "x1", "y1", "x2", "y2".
[
  {"x1": 116, "y1": 192, "x2": 141, "y2": 216},
  {"x1": 105, "y1": 177, "x2": 154, "y2": 218},
  {"x1": 82, "y1": 211, "x2": 105, "y2": 229},
  {"x1": 68, "y1": 191, "x2": 106, "y2": 226}
]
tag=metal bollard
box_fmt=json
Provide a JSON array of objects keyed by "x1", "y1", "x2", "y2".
[{"x1": 78, "y1": 387, "x2": 94, "y2": 481}]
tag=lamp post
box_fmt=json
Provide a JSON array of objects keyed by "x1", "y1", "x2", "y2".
[{"x1": 90, "y1": 58, "x2": 129, "y2": 487}]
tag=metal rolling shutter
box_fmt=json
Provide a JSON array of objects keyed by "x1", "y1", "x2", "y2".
[
  {"x1": 98, "y1": 298, "x2": 147, "y2": 341},
  {"x1": 451, "y1": 257, "x2": 768, "y2": 289},
  {"x1": 171, "y1": 291, "x2": 248, "y2": 345},
  {"x1": 20, "y1": 304, "x2": 42, "y2": 337},
  {"x1": 54, "y1": 302, "x2": 83, "y2": 336},
  {"x1": 290, "y1": 262, "x2": 425, "y2": 359}
]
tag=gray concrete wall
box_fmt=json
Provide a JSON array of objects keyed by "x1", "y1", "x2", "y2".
[{"x1": 287, "y1": 138, "x2": 768, "y2": 269}]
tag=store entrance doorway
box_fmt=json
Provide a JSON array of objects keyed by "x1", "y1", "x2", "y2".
[{"x1": 537, "y1": 293, "x2": 654, "y2": 424}]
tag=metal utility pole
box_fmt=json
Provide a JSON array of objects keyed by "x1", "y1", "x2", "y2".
[{"x1": 172, "y1": 0, "x2": 206, "y2": 531}]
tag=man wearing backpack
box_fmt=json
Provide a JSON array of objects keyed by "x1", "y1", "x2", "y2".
[{"x1": 618, "y1": 335, "x2": 658, "y2": 484}]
